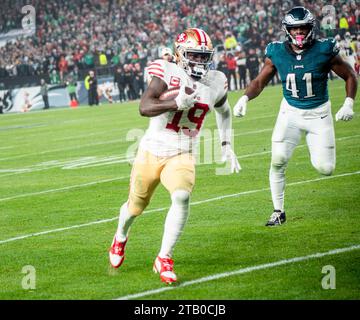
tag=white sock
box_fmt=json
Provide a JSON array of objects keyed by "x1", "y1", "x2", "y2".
[
  {"x1": 269, "y1": 164, "x2": 286, "y2": 212},
  {"x1": 159, "y1": 190, "x2": 190, "y2": 259},
  {"x1": 115, "y1": 202, "x2": 136, "y2": 242}
]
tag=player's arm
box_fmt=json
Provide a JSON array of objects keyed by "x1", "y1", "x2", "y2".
[
  {"x1": 214, "y1": 94, "x2": 241, "y2": 173},
  {"x1": 330, "y1": 55, "x2": 358, "y2": 121},
  {"x1": 139, "y1": 76, "x2": 198, "y2": 117},
  {"x1": 245, "y1": 58, "x2": 277, "y2": 100},
  {"x1": 233, "y1": 58, "x2": 277, "y2": 117},
  {"x1": 139, "y1": 76, "x2": 178, "y2": 117},
  {"x1": 330, "y1": 55, "x2": 357, "y2": 99}
]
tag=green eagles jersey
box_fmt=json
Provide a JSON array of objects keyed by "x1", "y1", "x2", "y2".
[{"x1": 265, "y1": 39, "x2": 339, "y2": 109}]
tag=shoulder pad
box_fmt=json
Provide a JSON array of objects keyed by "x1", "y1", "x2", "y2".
[
  {"x1": 205, "y1": 70, "x2": 228, "y2": 92},
  {"x1": 147, "y1": 59, "x2": 168, "y2": 80},
  {"x1": 265, "y1": 41, "x2": 283, "y2": 59},
  {"x1": 316, "y1": 38, "x2": 340, "y2": 56}
]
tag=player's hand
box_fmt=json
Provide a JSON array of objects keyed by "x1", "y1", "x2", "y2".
[
  {"x1": 335, "y1": 97, "x2": 354, "y2": 122},
  {"x1": 221, "y1": 144, "x2": 241, "y2": 173},
  {"x1": 233, "y1": 95, "x2": 248, "y2": 117},
  {"x1": 175, "y1": 85, "x2": 198, "y2": 111}
]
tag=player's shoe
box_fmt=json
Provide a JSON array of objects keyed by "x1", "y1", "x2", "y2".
[
  {"x1": 153, "y1": 256, "x2": 177, "y2": 284},
  {"x1": 109, "y1": 236, "x2": 128, "y2": 268},
  {"x1": 265, "y1": 210, "x2": 286, "y2": 226}
]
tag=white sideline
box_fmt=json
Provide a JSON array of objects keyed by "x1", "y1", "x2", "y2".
[
  {"x1": 0, "y1": 170, "x2": 359, "y2": 245},
  {"x1": 115, "y1": 244, "x2": 360, "y2": 300}
]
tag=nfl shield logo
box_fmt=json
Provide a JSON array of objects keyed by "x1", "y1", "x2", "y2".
[{"x1": 296, "y1": 55, "x2": 302, "y2": 60}]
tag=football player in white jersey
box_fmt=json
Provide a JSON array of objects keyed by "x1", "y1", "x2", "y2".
[{"x1": 109, "y1": 28, "x2": 240, "y2": 284}]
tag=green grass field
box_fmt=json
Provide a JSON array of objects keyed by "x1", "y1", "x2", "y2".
[{"x1": 0, "y1": 80, "x2": 359, "y2": 300}]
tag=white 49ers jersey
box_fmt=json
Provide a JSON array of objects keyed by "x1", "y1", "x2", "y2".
[{"x1": 139, "y1": 59, "x2": 228, "y2": 157}]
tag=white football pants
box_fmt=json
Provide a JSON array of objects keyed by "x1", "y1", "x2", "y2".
[{"x1": 270, "y1": 99, "x2": 336, "y2": 211}]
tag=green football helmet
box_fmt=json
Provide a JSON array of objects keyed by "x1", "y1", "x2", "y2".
[{"x1": 282, "y1": 7, "x2": 316, "y2": 48}]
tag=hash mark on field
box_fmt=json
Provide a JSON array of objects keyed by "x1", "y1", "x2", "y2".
[
  {"x1": 115, "y1": 244, "x2": 360, "y2": 300},
  {"x1": 0, "y1": 170, "x2": 359, "y2": 245}
]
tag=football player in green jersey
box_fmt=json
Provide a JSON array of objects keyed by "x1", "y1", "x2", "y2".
[{"x1": 233, "y1": 7, "x2": 357, "y2": 226}]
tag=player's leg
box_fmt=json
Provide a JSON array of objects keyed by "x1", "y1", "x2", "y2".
[
  {"x1": 267, "y1": 102, "x2": 302, "y2": 226},
  {"x1": 305, "y1": 107, "x2": 336, "y2": 176},
  {"x1": 153, "y1": 153, "x2": 195, "y2": 283},
  {"x1": 109, "y1": 149, "x2": 162, "y2": 268}
]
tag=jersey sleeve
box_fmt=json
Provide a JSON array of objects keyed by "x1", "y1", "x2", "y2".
[
  {"x1": 321, "y1": 38, "x2": 340, "y2": 59},
  {"x1": 147, "y1": 59, "x2": 177, "y2": 88},
  {"x1": 213, "y1": 70, "x2": 228, "y2": 105},
  {"x1": 147, "y1": 59, "x2": 167, "y2": 83},
  {"x1": 264, "y1": 42, "x2": 274, "y2": 60}
]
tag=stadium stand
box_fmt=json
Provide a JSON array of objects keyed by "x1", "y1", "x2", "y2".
[{"x1": 0, "y1": 0, "x2": 359, "y2": 92}]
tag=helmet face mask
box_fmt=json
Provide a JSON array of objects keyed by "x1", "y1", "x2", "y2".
[
  {"x1": 282, "y1": 7, "x2": 316, "y2": 48},
  {"x1": 175, "y1": 28, "x2": 214, "y2": 79}
]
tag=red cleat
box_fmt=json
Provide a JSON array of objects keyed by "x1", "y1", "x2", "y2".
[
  {"x1": 153, "y1": 256, "x2": 177, "y2": 284},
  {"x1": 109, "y1": 236, "x2": 127, "y2": 268}
]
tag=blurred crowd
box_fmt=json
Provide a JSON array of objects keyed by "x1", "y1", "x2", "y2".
[{"x1": 0, "y1": 0, "x2": 359, "y2": 94}]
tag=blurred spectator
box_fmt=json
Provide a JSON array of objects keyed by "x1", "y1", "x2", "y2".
[
  {"x1": 83, "y1": 52, "x2": 95, "y2": 69},
  {"x1": 134, "y1": 62, "x2": 144, "y2": 97},
  {"x1": 86, "y1": 70, "x2": 99, "y2": 106},
  {"x1": 50, "y1": 70, "x2": 60, "y2": 84},
  {"x1": 0, "y1": 0, "x2": 358, "y2": 85},
  {"x1": 99, "y1": 52, "x2": 108, "y2": 66},
  {"x1": 123, "y1": 64, "x2": 137, "y2": 101},
  {"x1": 246, "y1": 48, "x2": 260, "y2": 81},
  {"x1": 224, "y1": 33, "x2": 238, "y2": 51},
  {"x1": 225, "y1": 53, "x2": 238, "y2": 91},
  {"x1": 339, "y1": 14, "x2": 350, "y2": 37},
  {"x1": 216, "y1": 53, "x2": 228, "y2": 77},
  {"x1": 66, "y1": 79, "x2": 78, "y2": 103},
  {"x1": 114, "y1": 66, "x2": 126, "y2": 103},
  {"x1": 236, "y1": 51, "x2": 247, "y2": 90},
  {"x1": 22, "y1": 92, "x2": 31, "y2": 112},
  {"x1": 40, "y1": 78, "x2": 50, "y2": 109},
  {"x1": 58, "y1": 56, "x2": 68, "y2": 82}
]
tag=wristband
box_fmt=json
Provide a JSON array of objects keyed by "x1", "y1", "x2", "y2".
[
  {"x1": 241, "y1": 95, "x2": 249, "y2": 103},
  {"x1": 344, "y1": 97, "x2": 354, "y2": 109}
]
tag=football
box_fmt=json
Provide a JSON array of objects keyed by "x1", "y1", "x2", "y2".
[{"x1": 159, "y1": 86, "x2": 194, "y2": 100}]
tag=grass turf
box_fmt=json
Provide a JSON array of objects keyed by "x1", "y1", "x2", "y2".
[{"x1": 0, "y1": 79, "x2": 359, "y2": 300}]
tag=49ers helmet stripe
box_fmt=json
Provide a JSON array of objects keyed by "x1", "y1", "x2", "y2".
[
  {"x1": 192, "y1": 28, "x2": 207, "y2": 46},
  {"x1": 174, "y1": 28, "x2": 214, "y2": 79}
]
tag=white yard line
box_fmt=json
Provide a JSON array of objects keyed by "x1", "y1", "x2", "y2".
[
  {"x1": 0, "y1": 138, "x2": 125, "y2": 162},
  {"x1": 0, "y1": 170, "x2": 359, "y2": 245},
  {"x1": 115, "y1": 244, "x2": 360, "y2": 300},
  {"x1": 1, "y1": 133, "x2": 359, "y2": 178},
  {"x1": 0, "y1": 126, "x2": 275, "y2": 162},
  {"x1": 0, "y1": 176, "x2": 129, "y2": 203}
]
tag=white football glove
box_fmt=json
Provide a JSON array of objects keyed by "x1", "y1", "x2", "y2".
[
  {"x1": 221, "y1": 144, "x2": 241, "y2": 173},
  {"x1": 175, "y1": 85, "x2": 198, "y2": 111},
  {"x1": 233, "y1": 95, "x2": 249, "y2": 117},
  {"x1": 335, "y1": 97, "x2": 354, "y2": 122}
]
